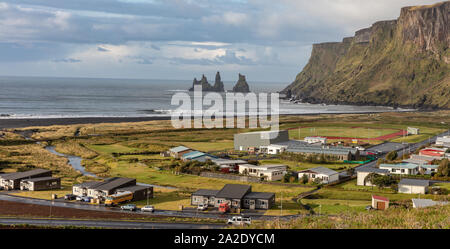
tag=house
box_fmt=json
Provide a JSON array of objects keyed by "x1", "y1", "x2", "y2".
[
  {"x1": 169, "y1": 146, "x2": 193, "y2": 159},
  {"x1": 19, "y1": 177, "x2": 61, "y2": 191},
  {"x1": 238, "y1": 164, "x2": 287, "y2": 181},
  {"x1": 180, "y1": 151, "x2": 211, "y2": 161},
  {"x1": 298, "y1": 167, "x2": 339, "y2": 184},
  {"x1": 191, "y1": 184, "x2": 275, "y2": 210},
  {"x1": 234, "y1": 130, "x2": 289, "y2": 151},
  {"x1": 436, "y1": 136, "x2": 450, "y2": 147},
  {"x1": 407, "y1": 127, "x2": 420, "y2": 135},
  {"x1": 73, "y1": 181, "x2": 103, "y2": 196},
  {"x1": 260, "y1": 144, "x2": 288, "y2": 155},
  {"x1": 0, "y1": 169, "x2": 52, "y2": 190},
  {"x1": 372, "y1": 195, "x2": 389, "y2": 210},
  {"x1": 398, "y1": 179, "x2": 430, "y2": 194},
  {"x1": 211, "y1": 159, "x2": 247, "y2": 173},
  {"x1": 419, "y1": 164, "x2": 439, "y2": 175},
  {"x1": 115, "y1": 185, "x2": 153, "y2": 201},
  {"x1": 356, "y1": 167, "x2": 390, "y2": 186},
  {"x1": 379, "y1": 163, "x2": 419, "y2": 175},
  {"x1": 286, "y1": 145, "x2": 360, "y2": 161},
  {"x1": 412, "y1": 199, "x2": 448, "y2": 208},
  {"x1": 304, "y1": 137, "x2": 327, "y2": 144},
  {"x1": 419, "y1": 147, "x2": 446, "y2": 158},
  {"x1": 86, "y1": 177, "x2": 136, "y2": 199}
]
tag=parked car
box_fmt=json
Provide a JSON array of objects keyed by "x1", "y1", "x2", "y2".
[
  {"x1": 365, "y1": 205, "x2": 374, "y2": 211},
  {"x1": 121, "y1": 204, "x2": 137, "y2": 211},
  {"x1": 197, "y1": 203, "x2": 208, "y2": 211},
  {"x1": 64, "y1": 194, "x2": 77, "y2": 200},
  {"x1": 227, "y1": 216, "x2": 251, "y2": 226},
  {"x1": 75, "y1": 196, "x2": 84, "y2": 201},
  {"x1": 79, "y1": 196, "x2": 92, "y2": 202},
  {"x1": 141, "y1": 205, "x2": 155, "y2": 212}
]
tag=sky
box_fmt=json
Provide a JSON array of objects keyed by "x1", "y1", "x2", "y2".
[{"x1": 0, "y1": 0, "x2": 445, "y2": 83}]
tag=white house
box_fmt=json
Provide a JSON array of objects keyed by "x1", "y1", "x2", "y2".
[
  {"x1": 304, "y1": 137, "x2": 327, "y2": 144},
  {"x1": 265, "y1": 144, "x2": 288, "y2": 155},
  {"x1": 398, "y1": 179, "x2": 430, "y2": 194},
  {"x1": 238, "y1": 164, "x2": 287, "y2": 181},
  {"x1": 356, "y1": 167, "x2": 390, "y2": 186},
  {"x1": 436, "y1": 136, "x2": 450, "y2": 147},
  {"x1": 298, "y1": 167, "x2": 339, "y2": 184},
  {"x1": 379, "y1": 163, "x2": 419, "y2": 175},
  {"x1": 407, "y1": 127, "x2": 420, "y2": 135},
  {"x1": 419, "y1": 164, "x2": 439, "y2": 175}
]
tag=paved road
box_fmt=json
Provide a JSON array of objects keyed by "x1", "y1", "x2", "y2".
[
  {"x1": 356, "y1": 130, "x2": 449, "y2": 171},
  {"x1": 0, "y1": 217, "x2": 225, "y2": 229},
  {"x1": 0, "y1": 194, "x2": 283, "y2": 221}
]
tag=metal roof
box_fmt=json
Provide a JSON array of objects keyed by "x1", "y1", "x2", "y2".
[
  {"x1": 21, "y1": 177, "x2": 60, "y2": 182},
  {"x1": 1, "y1": 169, "x2": 51, "y2": 180},
  {"x1": 92, "y1": 177, "x2": 136, "y2": 191},
  {"x1": 356, "y1": 167, "x2": 390, "y2": 174},
  {"x1": 74, "y1": 181, "x2": 103, "y2": 188},
  {"x1": 412, "y1": 199, "x2": 440, "y2": 208},
  {"x1": 192, "y1": 189, "x2": 220, "y2": 196},
  {"x1": 399, "y1": 179, "x2": 430, "y2": 187},
  {"x1": 181, "y1": 151, "x2": 206, "y2": 159},
  {"x1": 116, "y1": 185, "x2": 151, "y2": 193},
  {"x1": 372, "y1": 195, "x2": 389, "y2": 202},
  {"x1": 379, "y1": 163, "x2": 419, "y2": 170},
  {"x1": 243, "y1": 192, "x2": 275, "y2": 200},
  {"x1": 169, "y1": 146, "x2": 191, "y2": 153},
  {"x1": 299, "y1": 167, "x2": 339, "y2": 176},
  {"x1": 215, "y1": 184, "x2": 251, "y2": 199},
  {"x1": 212, "y1": 159, "x2": 247, "y2": 165}
]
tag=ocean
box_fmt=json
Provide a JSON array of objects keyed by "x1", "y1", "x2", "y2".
[{"x1": 0, "y1": 76, "x2": 406, "y2": 119}]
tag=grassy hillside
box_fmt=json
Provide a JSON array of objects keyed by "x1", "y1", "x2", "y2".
[{"x1": 285, "y1": 2, "x2": 450, "y2": 109}]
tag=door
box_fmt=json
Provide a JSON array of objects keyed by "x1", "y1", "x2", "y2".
[
  {"x1": 377, "y1": 201, "x2": 385, "y2": 210},
  {"x1": 249, "y1": 200, "x2": 255, "y2": 210}
]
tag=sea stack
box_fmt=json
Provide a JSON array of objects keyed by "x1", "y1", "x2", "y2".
[
  {"x1": 189, "y1": 73, "x2": 225, "y2": 92},
  {"x1": 213, "y1": 72, "x2": 225, "y2": 92},
  {"x1": 232, "y1": 73, "x2": 250, "y2": 93}
]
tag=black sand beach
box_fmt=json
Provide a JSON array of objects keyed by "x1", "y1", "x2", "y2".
[{"x1": 0, "y1": 117, "x2": 172, "y2": 129}]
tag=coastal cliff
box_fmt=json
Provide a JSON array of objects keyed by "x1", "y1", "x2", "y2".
[{"x1": 284, "y1": 1, "x2": 450, "y2": 109}]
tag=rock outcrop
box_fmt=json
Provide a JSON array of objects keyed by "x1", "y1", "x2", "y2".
[
  {"x1": 189, "y1": 73, "x2": 225, "y2": 92},
  {"x1": 283, "y1": 1, "x2": 450, "y2": 109},
  {"x1": 232, "y1": 74, "x2": 251, "y2": 93}
]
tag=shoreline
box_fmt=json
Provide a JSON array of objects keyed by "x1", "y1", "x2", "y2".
[{"x1": 0, "y1": 111, "x2": 420, "y2": 130}]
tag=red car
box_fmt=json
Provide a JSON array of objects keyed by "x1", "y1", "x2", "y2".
[{"x1": 219, "y1": 203, "x2": 230, "y2": 213}]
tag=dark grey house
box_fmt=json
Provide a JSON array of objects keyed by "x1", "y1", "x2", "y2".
[
  {"x1": 234, "y1": 130, "x2": 289, "y2": 151},
  {"x1": 20, "y1": 177, "x2": 61, "y2": 191},
  {"x1": 116, "y1": 185, "x2": 153, "y2": 201},
  {"x1": 87, "y1": 177, "x2": 136, "y2": 199},
  {"x1": 191, "y1": 184, "x2": 275, "y2": 210},
  {"x1": 0, "y1": 169, "x2": 52, "y2": 190}
]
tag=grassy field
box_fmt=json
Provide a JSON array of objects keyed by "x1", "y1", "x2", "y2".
[
  {"x1": 12, "y1": 186, "x2": 73, "y2": 200},
  {"x1": 259, "y1": 159, "x2": 354, "y2": 172},
  {"x1": 288, "y1": 126, "x2": 396, "y2": 140}
]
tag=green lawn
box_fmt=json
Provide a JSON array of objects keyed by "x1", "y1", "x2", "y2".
[
  {"x1": 302, "y1": 199, "x2": 370, "y2": 214},
  {"x1": 288, "y1": 127, "x2": 396, "y2": 140},
  {"x1": 259, "y1": 159, "x2": 354, "y2": 172},
  {"x1": 181, "y1": 141, "x2": 234, "y2": 152}
]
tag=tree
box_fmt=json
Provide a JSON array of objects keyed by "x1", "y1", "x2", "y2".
[
  {"x1": 385, "y1": 151, "x2": 398, "y2": 161},
  {"x1": 437, "y1": 159, "x2": 449, "y2": 177},
  {"x1": 301, "y1": 174, "x2": 309, "y2": 184}
]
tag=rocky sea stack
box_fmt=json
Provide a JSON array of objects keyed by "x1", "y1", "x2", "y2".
[
  {"x1": 189, "y1": 72, "x2": 225, "y2": 92},
  {"x1": 232, "y1": 73, "x2": 250, "y2": 93},
  {"x1": 283, "y1": 1, "x2": 450, "y2": 109}
]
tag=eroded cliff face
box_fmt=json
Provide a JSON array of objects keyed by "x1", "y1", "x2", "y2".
[{"x1": 284, "y1": 1, "x2": 450, "y2": 109}]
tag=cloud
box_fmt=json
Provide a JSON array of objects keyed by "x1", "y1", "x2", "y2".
[
  {"x1": 53, "y1": 58, "x2": 82, "y2": 63},
  {"x1": 97, "y1": 46, "x2": 110, "y2": 52}
]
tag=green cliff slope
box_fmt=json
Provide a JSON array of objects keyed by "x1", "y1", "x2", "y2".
[{"x1": 284, "y1": 1, "x2": 450, "y2": 109}]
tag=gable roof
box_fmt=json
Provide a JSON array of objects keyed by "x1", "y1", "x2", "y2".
[
  {"x1": 379, "y1": 163, "x2": 419, "y2": 169},
  {"x1": 192, "y1": 189, "x2": 220, "y2": 196},
  {"x1": 372, "y1": 195, "x2": 389, "y2": 202},
  {"x1": 181, "y1": 151, "x2": 206, "y2": 159},
  {"x1": 92, "y1": 177, "x2": 136, "y2": 191},
  {"x1": 1, "y1": 169, "x2": 51, "y2": 180},
  {"x1": 21, "y1": 177, "x2": 60, "y2": 183},
  {"x1": 356, "y1": 167, "x2": 390, "y2": 174},
  {"x1": 170, "y1": 146, "x2": 191, "y2": 153},
  {"x1": 243, "y1": 192, "x2": 275, "y2": 200},
  {"x1": 399, "y1": 178, "x2": 430, "y2": 187},
  {"x1": 215, "y1": 184, "x2": 251, "y2": 199},
  {"x1": 299, "y1": 167, "x2": 338, "y2": 176}
]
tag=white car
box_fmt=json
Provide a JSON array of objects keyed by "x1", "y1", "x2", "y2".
[
  {"x1": 197, "y1": 204, "x2": 208, "y2": 211},
  {"x1": 227, "y1": 216, "x2": 251, "y2": 226},
  {"x1": 141, "y1": 205, "x2": 155, "y2": 212}
]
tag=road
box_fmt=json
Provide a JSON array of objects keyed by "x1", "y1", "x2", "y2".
[
  {"x1": 356, "y1": 130, "x2": 449, "y2": 171},
  {"x1": 0, "y1": 217, "x2": 225, "y2": 229}
]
